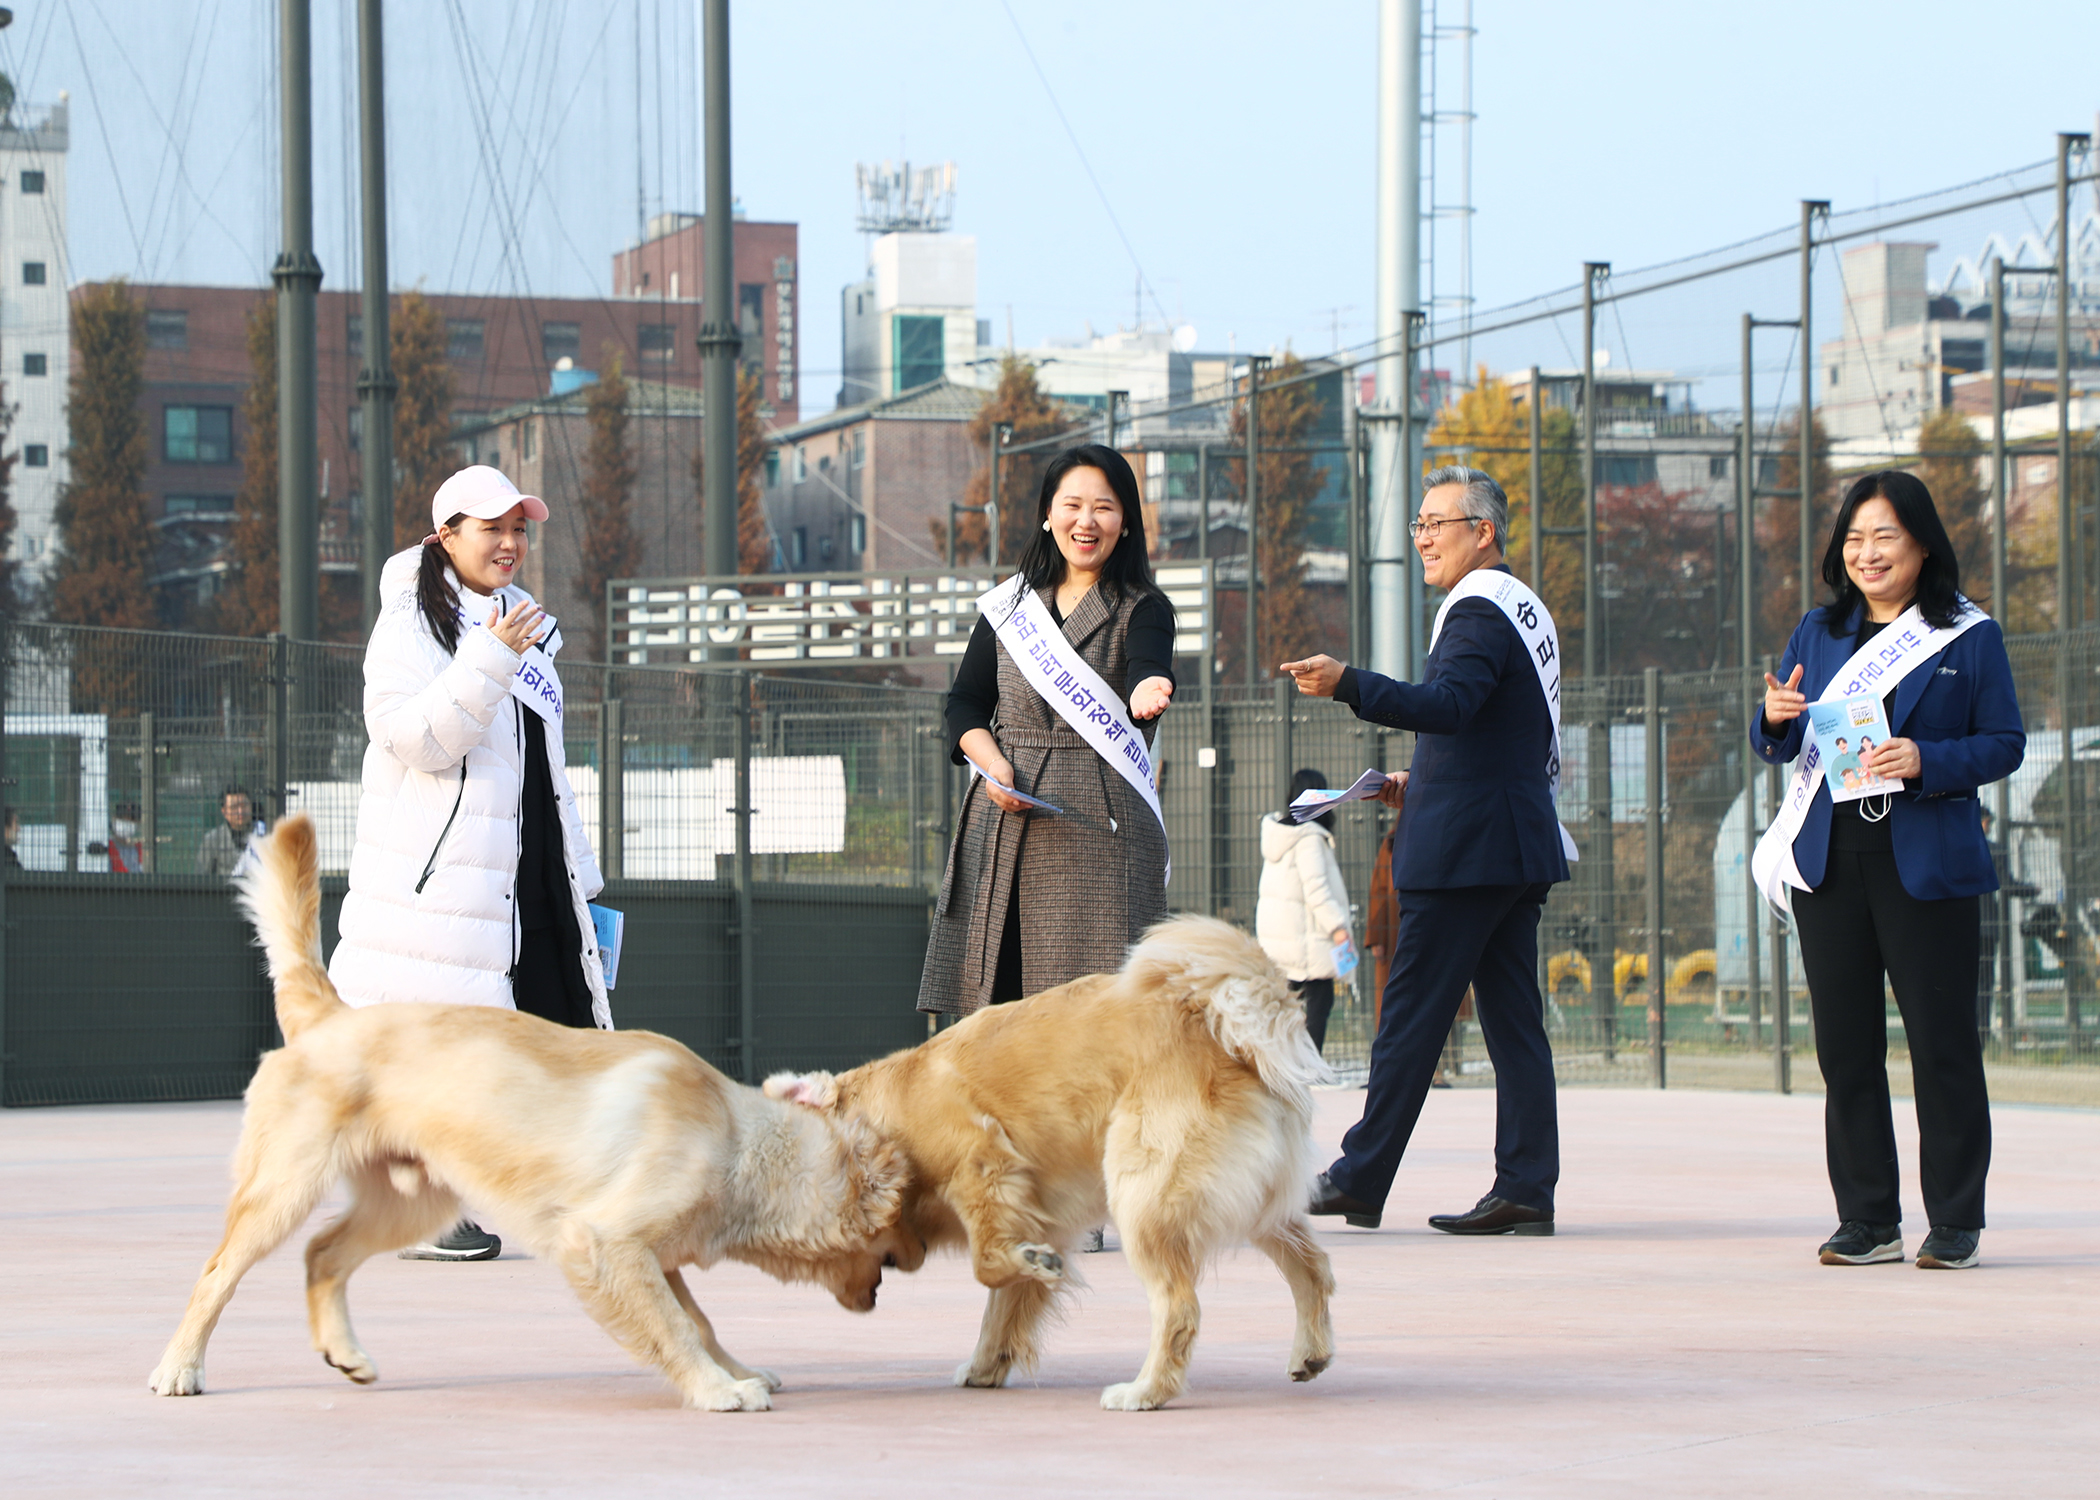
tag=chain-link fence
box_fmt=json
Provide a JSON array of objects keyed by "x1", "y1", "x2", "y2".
[{"x1": 4, "y1": 619, "x2": 2095, "y2": 1104}]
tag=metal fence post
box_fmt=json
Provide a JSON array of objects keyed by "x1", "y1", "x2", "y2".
[
  {"x1": 0, "y1": 618, "x2": 9, "y2": 1105},
  {"x1": 1273, "y1": 675, "x2": 1293, "y2": 815},
  {"x1": 268, "y1": 633, "x2": 291, "y2": 825},
  {"x1": 734, "y1": 675, "x2": 758, "y2": 1082},
  {"x1": 600, "y1": 698, "x2": 624, "y2": 881},
  {"x1": 138, "y1": 711, "x2": 158, "y2": 874},
  {"x1": 907, "y1": 707, "x2": 923, "y2": 893},
  {"x1": 1644, "y1": 668, "x2": 1665, "y2": 1088}
]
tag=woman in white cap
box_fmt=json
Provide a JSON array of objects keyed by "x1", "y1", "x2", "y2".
[{"x1": 330, "y1": 465, "x2": 612, "y2": 1261}]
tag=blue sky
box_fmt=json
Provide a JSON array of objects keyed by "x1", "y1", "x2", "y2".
[{"x1": 5, "y1": 1, "x2": 2094, "y2": 411}]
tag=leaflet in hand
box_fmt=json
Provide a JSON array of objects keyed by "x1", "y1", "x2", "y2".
[
  {"x1": 970, "y1": 761, "x2": 1065, "y2": 816},
  {"x1": 1807, "y1": 695, "x2": 1900, "y2": 804},
  {"x1": 1289, "y1": 769, "x2": 1390, "y2": 822},
  {"x1": 1332, "y1": 938, "x2": 1360, "y2": 980},
  {"x1": 588, "y1": 903, "x2": 625, "y2": 990}
]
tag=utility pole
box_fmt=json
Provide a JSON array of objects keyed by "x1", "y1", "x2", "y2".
[
  {"x1": 698, "y1": 0, "x2": 740, "y2": 603},
  {"x1": 1243, "y1": 355, "x2": 1268, "y2": 688},
  {"x1": 1990, "y1": 256, "x2": 2007, "y2": 624},
  {"x1": 1581, "y1": 262, "x2": 1607, "y2": 679},
  {"x1": 1738, "y1": 311, "x2": 1763, "y2": 1044},
  {"x1": 1402, "y1": 311, "x2": 1425, "y2": 678},
  {"x1": 275, "y1": 0, "x2": 321, "y2": 643},
  {"x1": 356, "y1": 0, "x2": 395, "y2": 635},
  {"x1": 2057, "y1": 133, "x2": 2087, "y2": 629},
  {"x1": 1799, "y1": 201, "x2": 1828, "y2": 615},
  {"x1": 1343, "y1": 390, "x2": 1362, "y2": 666},
  {"x1": 1369, "y1": 0, "x2": 1422, "y2": 680},
  {"x1": 1526, "y1": 364, "x2": 1542, "y2": 592}
]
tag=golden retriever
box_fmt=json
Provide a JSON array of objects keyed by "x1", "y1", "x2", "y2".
[
  {"x1": 148, "y1": 815, "x2": 910, "y2": 1412},
  {"x1": 767, "y1": 914, "x2": 1336, "y2": 1410}
]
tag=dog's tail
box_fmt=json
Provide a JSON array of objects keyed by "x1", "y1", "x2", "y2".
[
  {"x1": 1121, "y1": 914, "x2": 1333, "y2": 1116},
  {"x1": 236, "y1": 814, "x2": 345, "y2": 1042}
]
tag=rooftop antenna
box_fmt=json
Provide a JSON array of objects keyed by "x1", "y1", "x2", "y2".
[{"x1": 854, "y1": 160, "x2": 957, "y2": 234}]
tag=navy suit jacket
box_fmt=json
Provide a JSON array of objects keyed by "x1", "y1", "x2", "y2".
[
  {"x1": 1748, "y1": 604, "x2": 2024, "y2": 902},
  {"x1": 1338, "y1": 566, "x2": 1570, "y2": 892}
]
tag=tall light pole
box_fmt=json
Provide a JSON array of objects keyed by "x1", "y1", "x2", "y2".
[
  {"x1": 1369, "y1": 0, "x2": 1421, "y2": 679},
  {"x1": 699, "y1": 0, "x2": 740, "y2": 597},
  {"x1": 275, "y1": 0, "x2": 321, "y2": 642},
  {"x1": 1799, "y1": 201, "x2": 1828, "y2": 615},
  {"x1": 356, "y1": 0, "x2": 395, "y2": 634},
  {"x1": 1580, "y1": 261, "x2": 1608, "y2": 679}
]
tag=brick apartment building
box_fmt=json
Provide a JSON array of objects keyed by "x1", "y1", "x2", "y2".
[{"x1": 82, "y1": 214, "x2": 794, "y2": 630}]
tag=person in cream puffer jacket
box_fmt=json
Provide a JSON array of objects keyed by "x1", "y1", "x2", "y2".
[
  {"x1": 328, "y1": 484, "x2": 610, "y2": 1031},
  {"x1": 1256, "y1": 768, "x2": 1355, "y2": 1051}
]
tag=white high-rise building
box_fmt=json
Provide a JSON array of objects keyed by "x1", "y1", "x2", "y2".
[
  {"x1": 838, "y1": 231, "x2": 981, "y2": 408},
  {"x1": 0, "y1": 94, "x2": 69, "y2": 581}
]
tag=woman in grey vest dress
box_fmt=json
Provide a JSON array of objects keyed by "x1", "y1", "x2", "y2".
[{"x1": 919, "y1": 444, "x2": 1177, "y2": 1018}]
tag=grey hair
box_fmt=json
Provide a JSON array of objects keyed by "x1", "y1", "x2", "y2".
[{"x1": 1421, "y1": 465, "x2": 1508, "y2": 552}]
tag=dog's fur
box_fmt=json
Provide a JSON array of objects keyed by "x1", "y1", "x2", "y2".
[
  {"x1": 767, "y1": 915, "x2": 1336, "y2": 1410},
  {"x1": 149, "y1": 816, "x2": 911, "y2": 1411}
]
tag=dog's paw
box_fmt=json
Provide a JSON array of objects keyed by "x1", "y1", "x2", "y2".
[
  {"x1": 322, "y1": 1347, "x2": 379, "y2": 1385},
  {"x1": 698, "y1": 1376, "x2": 774, "y2": 1412},
  {"x1": 1014, "y1": 1243, "x2": 1064, "y2": 1282},
  {"x1": 750, "y1": 1366, "x2": 783, "y2": 1393},
  {"x1": 147, "y1": 1360, "x2": 203, "y2": 1397},
  {"x1": 1289, "y1": 1352, "x2": 1332, "y2": 1382},
  {"x1": 955, "y1": 1356, "x2": 1013, "y2": 1389},
  {"x1": 1099, "y1": 1380, "x2": 1170, "y2": 1411}
]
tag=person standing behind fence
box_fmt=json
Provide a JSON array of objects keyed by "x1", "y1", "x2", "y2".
[
  {"x1": 329, "y1": 465, "x2": 612, "y2": 1262},
  {"x1": 196, "y1": 788, "x2": 265, "y2": 878},
  {"x1": 1282, "y1": 465, "x2": 1571, "y2": 1237},
  {"x1": 1257, "y1": 768, "x2": 1355, "y2": 1054},
  {"x1": 918, "y1": 444, "x2": 1175, "y2": 1019},
  {"x1": 1751, "y1": 470, "x2": 2023, "y2": 1272}
]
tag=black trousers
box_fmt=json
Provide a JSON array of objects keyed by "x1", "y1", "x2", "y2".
[
  {"x1": 1792, "y1": 847, "x2": 1991, "y2": 1229},
  {"x1": 1291, "y1": 977, "x2": 1336, "y2": 1054},
  {"x1": 1330, "y1": 883, "x2": 1557, "y2": 1212}
]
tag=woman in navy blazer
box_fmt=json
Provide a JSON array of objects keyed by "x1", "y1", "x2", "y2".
[{"x1": 1753, "y1": 470, "x2": 2023, "y2": 1272}]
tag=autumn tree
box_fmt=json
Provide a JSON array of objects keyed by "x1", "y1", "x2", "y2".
[
  {"x1": 1226, "y1": 352, "x2": 1327, "y2": 674},
  {"x1": 572, "y1": 348, "x2": 639, "y2": 660},
  {"x1": 1754, "y1": 412, "x2": 1837, "y2": 654},
  {"x1": 1915, "y1": 408, "x2": 1993, "y2": 613},
  {"x1": 1596, "y1": 481, "x2": 1721, "y2": 674},
  {"x1": 692, "y1": 364, "x2": 775, "y2": 577},
  {"x1": 52, "y1": 282, "x2": 154, "y2": 631},
  {"x1": 391, "y1": 291, "x2": 457, "y2": 548},
  {"x1": 939, "y1": 356, "x2": 1073, "y2": 566},
  {"x1": 1428, "y1": 369, "x2": 1584, "y2": 661},
  {"x1": 211, "y1": 297, "x2": 279, "y2": 637}
]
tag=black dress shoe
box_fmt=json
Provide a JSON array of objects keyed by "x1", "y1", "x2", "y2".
[
  {"x1": 1427, "y1": 1194, "x2": 1554, "y2": 1236},
  {"x1": 1308, "y1": 1172, "x2": 1381, "y2": 1229},
  {"x1": 1915, "y1": 1226, "x2": 1980, "y2": 1269}
]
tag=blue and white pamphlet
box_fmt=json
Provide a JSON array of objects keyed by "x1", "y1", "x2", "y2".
[
  {"x1": 588, "y1": 903, "x2": 625, "y2": 990},
  {"x1": 969, "y1": 761, "x2": 1065, "y2": 815},
  {"x1": 1289, "y1": 769, "x2": 1390, "y2": 822},
  {"x1": 1807, "y1": 695, "x2": 1899, "y2": 804}
]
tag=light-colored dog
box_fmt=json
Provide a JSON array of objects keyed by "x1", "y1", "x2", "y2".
[
  {"x1": 767, "y1": 915, "x2": 1336, "y2": 1410},
  {"x1": 149, "y1": 815, "x2": 910, "y2": 1412}
]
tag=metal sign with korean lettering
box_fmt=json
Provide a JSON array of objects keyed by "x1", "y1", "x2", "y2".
[{"x1": 607, "y1": 561, "x2": 1213, "y2": 670}]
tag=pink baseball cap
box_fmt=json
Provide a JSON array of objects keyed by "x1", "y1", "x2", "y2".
[{"x1": 422, "y1": 465, "x2": 549, "y2": 545}]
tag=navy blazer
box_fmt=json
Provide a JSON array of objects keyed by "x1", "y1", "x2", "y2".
[
  {"x1": 1748, "y1": 604, "x2": 2024, "y2": 901},
  {"x1": 1338, "y1": 566, "x2": 1571, "y2": 892}
]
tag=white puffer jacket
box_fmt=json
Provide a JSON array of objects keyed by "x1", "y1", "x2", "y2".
[
  {"x1": 1255, "y1": 813, "x2": 1352, "y2": 982},
  {"x1": 328, "y1": 548, "x2": 611, "y2": 1028}
]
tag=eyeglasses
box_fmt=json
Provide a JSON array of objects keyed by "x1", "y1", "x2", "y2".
[{"x1": 1407, "y1": 516, "x2": 1482, "y2": 540}]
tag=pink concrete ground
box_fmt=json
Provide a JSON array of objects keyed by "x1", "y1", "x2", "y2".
[{"x1": 4, "y1": 1087, "x2": 2096, "y2": 1497}]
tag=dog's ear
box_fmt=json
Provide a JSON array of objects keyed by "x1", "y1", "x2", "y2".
[{"x1": 763, "y1": 1070, "x2": 836, "y2": 1108}]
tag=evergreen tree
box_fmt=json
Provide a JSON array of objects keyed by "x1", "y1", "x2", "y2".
[
  {"x1": 939, "y1": 357, "x2": 1072, "y2": 565},
  {"x1": 1227, "y1": 352, "x2": 1327, "y2": 675},
  {"x1": 391, "y1": 291, "x2": 457, "y2": 547},
  {"x1": 213, "y1": 296, "x2": 279, "y2": 636},
  {"x1": 574, "y1": 349, "x2": 639, "y2": 660},
  {"x1": 52, "y1": 282, "x2": 154, "y2": 631},
  {"x1": 691, "y1": 364, "x2": 777, "y2": 576}
]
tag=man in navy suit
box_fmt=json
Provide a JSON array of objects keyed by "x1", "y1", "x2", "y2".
[{"x1": 1282, "y1": 467, "x2": 1571, "y2": 1235}]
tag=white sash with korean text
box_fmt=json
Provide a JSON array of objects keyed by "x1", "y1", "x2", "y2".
[
  {"x1": 1430, "y1": 569, "x2": 1580, "y2": 862},
  {"x1": 978, "y1": 575, "x2": 1170, "y2": 885},
  {"x1": 1749, "y1": 599, "x2": 1988, "y2": 915},
  {"x1": 474, "y1": 591, "x2": 565, "y2": 724}
]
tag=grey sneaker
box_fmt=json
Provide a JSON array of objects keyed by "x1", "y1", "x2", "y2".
[
  {"x1": 399, "y1": 1219, "x2": 501, "y2": 1261},
  {"x1": 1915, "y1": 1226, "x2": 1980, "y2": 1269},
  {"x1": 1818, "y1": 1221, "x2": 1902, "y2": 1265}
]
